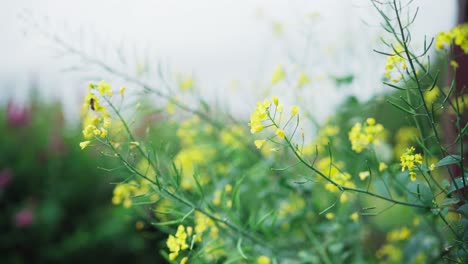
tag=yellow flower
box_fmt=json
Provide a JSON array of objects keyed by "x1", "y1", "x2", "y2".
[
  {"x1": 325, "y1": 213, "x2": 334, "y2": 220},
  {"x1": 379, "y1": 162, "x2": 388, "y2": 172},
  {"x1": 350, "y1": 212, "x2": 359, "y2": 222},
  {"x1": 271, "y1": 65, "x2": 285, "y2": 84},
  {"x1": 424, "y1": 86, "x2": 440, "y2": 105},
  {"x1": 180, "y1": 257, "x2": 188, "y2": 264},
  {"x1": 257, "y1": 256, "x2": 270, "y2": 264},
  {"x1": 100, "y1": 128, "x2": 108, "y2": 138},
  {"x1": 400, "y1": 147, "x2": 423, "y2": 181},
  {"x1": 81, "y1": 87, "x2": 112, "y2": 141},
  {"x1": 429, "y1": 163, "x2": 435, "y2": 171},
  {"x1": 277, "y1": 103, "x2": 284, "y2": 114},
  {"x1": 212, "y1": 190, "x2": 221, "y2": 206},
  {"x1": 272, "y1": 96, "x2": 279, "y2": 106},
  {"x1": 254, "y1": 139, "x2": 266, "y2": 149},
  {"x1": 166, "y1": 225, "x2": 190, "y2": 261},
  {"x1": 119, "y1": 86, "x2": 126, "y2": 96},
  {"x1": 451, "y1": 60, "x2": 459, "y2": 69},
  {"x1": 348, "y1": 118, "x2": 386, "y2": 153},
  {"x1": 436, "y1": 24, "x2": 468, "y2": 53},
  {"x1": 291, "y1": 105, "x2": 299, "y2": 116},
  {"x1": 384, "y1": 44, "x2": 406, "y2": 82},
  {"x1": 249, "y1": 99, "x2": 271, "y2": 134},
  {"x1": 130, "y1": 141, "x2": 140, "y2": 147},
  {"x1": 359, "y1": 171, "x2": 370, "y2": 180},
  {"x1": 387, "y1": 227, "x2": 411, "y2": 242},
  {"x1": 97, "y1": 80, "x2": 113, "y2": 97},
  {"x1": 377, "y1": 244, "x2": 402, "y2": 263},
  {"x1": 276, "y1": 128, "x2": 285, "y2": 139},
  {"x1": 180, "y1": 79, "x2": 193, "y2": 91},
  {"x1": 79, "y1": 141, "x2": 91, "y2": 150},
  {"x1": 297, "y1": 71, "x2": 310, "y2": 88},
  {"x1": 225, "y1": 184, "x2": 233, "y2": 193}
]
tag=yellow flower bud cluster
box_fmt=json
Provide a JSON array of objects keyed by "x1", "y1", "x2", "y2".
[
  {"x1": 348, "y1": 118, "x2": 386, "y2": 153},
  {"x1": 435, "y1": 23, "x2": 468, "y2": 53},
  {"x1": 400, "y1": 147, "x2": 423, "y2": 181}
]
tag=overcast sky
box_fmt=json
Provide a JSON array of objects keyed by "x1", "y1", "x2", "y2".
[{"x1": 0, "y1": 0, "x2": 458, "y2": 122}]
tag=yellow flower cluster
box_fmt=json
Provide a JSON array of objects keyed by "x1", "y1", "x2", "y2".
[
  {"x1": 174, "y1": 117, "x2": 216, "y2": 189},
  {"x1": 220, "y1": 126, "x2": 245, "y2": 149},
  {"x1": 302, "y1": 124, "x2": 339, "y2": 156},
  {"x1": 249, "y1": 96, "x2": 300, "y2": 151},
  {"x1": 316, "y1": 157, "x2": 355, "y2": 202},
  {"x1": 166, "y1": 225, "x2": 190, "y2": 261},
  {"x1": 112, "y1": 160, "x2": 157, "y2": 208},
  {"x1": 174, "y1": 146, "x2": 214, "y2": 190},
  {"x1": 80, "y1": 81, "x2": 113, "y2": 149},
  {"x1": 193, "y1": 211, "x2": 227, "y2": 261},
  {"x1": 112, "y1": 179, "x2": 150, "y2": 208},
  {"x1": 435, "y1": 23, "x2": 468, "y2": 53},
  {"x1": 249, "y1": 99, "x2": 272, "y2": 134},
  {"x1": 376, "y1": 244, "x2": 402, "y2": 264},
  {"x1": 384, "y1": 45, "x2": 406, "y2": 83},
  {"x1": 400, "y1": 147, "x2": 423, "y2": 181},
  {"x1": 278, "y1": 193, "x2": 305, "y2": 219},
  {"x1": 386, "y1": 226, "x2": 411, "y2": 242},
  {"x1": 348, "y1": 118, "x2": 385, "y2": 153},
  {"x1": 194, "y1": 211, "x2": 219, "y2": 242},
  {"x1": 394, "y1": 126, "x2": 418, "y2": 159},
  {"x1": 176, "y1": 116, "x2": 204, "y2": 146},
  {"x1": 376, "y1": 226, "x2": 412, "y2": 264},
  {"x1": 212, "y1": 184, "x2": 233, "y2": 208}
]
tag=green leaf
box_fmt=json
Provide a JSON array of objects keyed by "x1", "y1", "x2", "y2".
[
  {"x1": 331, "y1": 74, "x2": 354, "y2": 87},
  {"x1": 440, "y1": 197, "x2": 460, "y2": 207},
  {"x1": 435, "y1": 155, "x2": 461, "y2": 167},
  {"x1": 151, "y1": 219, "x2": 181, "y2": 226},
  {"x1": 407, "y1": 182, "x2": 433, "y2": 207},
  {"x1": 457, "y1": 203, "x2": 468, "y2": 218},
  {"x1": 446, "y1": 176, "x2": 468, "y2": 196},
  {"x1": 236, "y1": 238, "x2": 248, "y2": 259}
]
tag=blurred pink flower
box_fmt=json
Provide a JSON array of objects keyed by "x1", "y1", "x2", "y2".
[
  {"x1": 0, "y1": 168, "x2": 13, "y2": 189},
  {"x1": 6, "y1": 100, "x2": 31, "y2": 128},
  {"x1": 14, "y1": 208, "x2": 34, "y2": 228}
]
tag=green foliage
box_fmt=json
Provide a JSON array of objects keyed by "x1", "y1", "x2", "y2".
[{"x1": 0, "y1": 102, "x2": 165, "y2": 263}]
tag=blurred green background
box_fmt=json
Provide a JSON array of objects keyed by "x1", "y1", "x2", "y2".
[{"x1": 0, "y1": 97, "x2": 165, "y2": 263}]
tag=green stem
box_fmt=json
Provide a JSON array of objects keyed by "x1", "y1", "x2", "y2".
[{"x1": 392, "y1": 0, "x2": 465, "y2": 200}]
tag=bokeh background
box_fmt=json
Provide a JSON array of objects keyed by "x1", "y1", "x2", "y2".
[{"x1": 0, "y1": 0, "x2": 457, "y2": 120}]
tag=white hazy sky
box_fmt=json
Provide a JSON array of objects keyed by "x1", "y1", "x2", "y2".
[{"x1": 0, "y1": 0, "x2": 458, "y2": 122}]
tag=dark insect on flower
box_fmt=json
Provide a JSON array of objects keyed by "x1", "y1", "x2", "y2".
[{"x1": 90, "y1": 98, "x2": 96, "y2": 111}]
